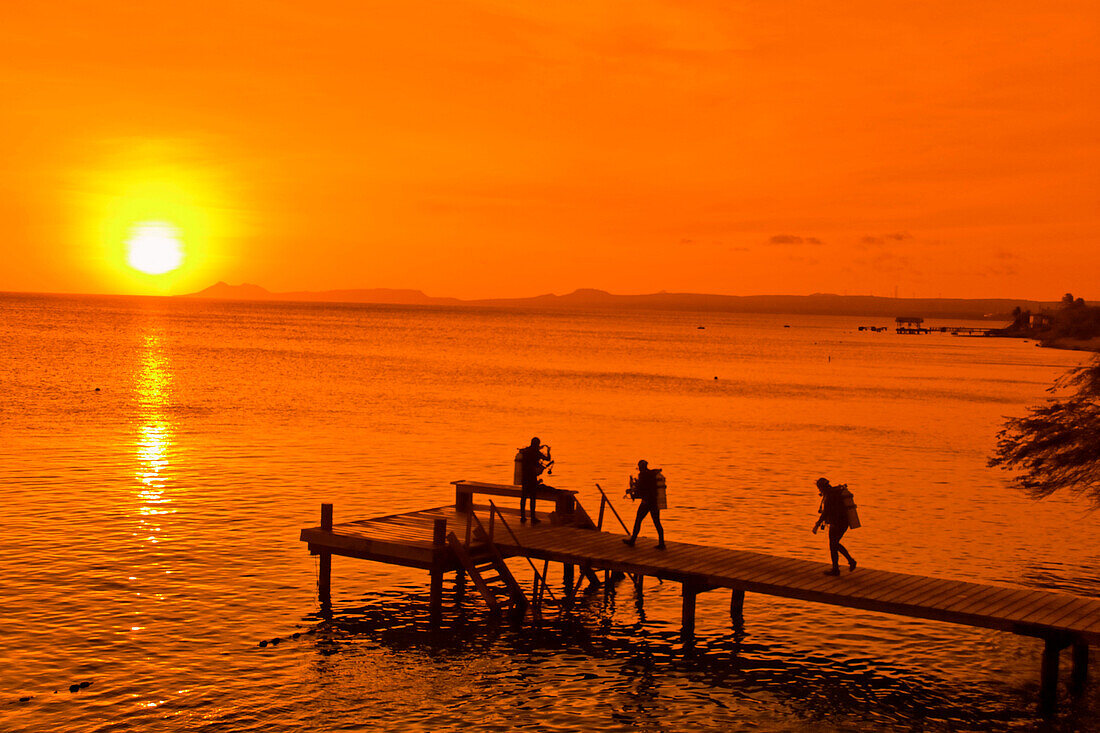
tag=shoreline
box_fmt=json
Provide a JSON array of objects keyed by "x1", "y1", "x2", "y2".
[{"x1": 1039, "y1": 336, "x2": 1100, "y2": 353}]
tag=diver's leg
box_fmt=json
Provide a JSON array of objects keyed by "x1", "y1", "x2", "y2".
[
  {"x1": 624, "y1": 504, "x2": 648, "y2": 546},
  {"x1": 825, "y1": 527, "x2": 843, "y2": 574},
  {"x1": 651, "y1": 507, "x2": 665, "y2": 548},
  {"x1": 833, "y1": 526, "x2": 854, "y2": 569}
]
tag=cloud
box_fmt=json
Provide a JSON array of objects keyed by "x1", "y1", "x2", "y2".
[
  {"x1": 860, "y1": 232, "x2": 913, "y2": 246},
  {"x1": 767, "y1": 234, "x2": 823, "y2": 245}
]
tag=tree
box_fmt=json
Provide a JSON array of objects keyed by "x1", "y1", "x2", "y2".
[{"x1": 990, "y1": 355, "x2": 1100, "y2": 508}]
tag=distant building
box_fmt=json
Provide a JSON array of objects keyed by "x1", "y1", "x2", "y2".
[
  {"x1": 895, "y1": 316, "x2": 924, "y2": 326},
  {"x1": 1029, "y1": 313, "x2": 1053, "y2": 328}
]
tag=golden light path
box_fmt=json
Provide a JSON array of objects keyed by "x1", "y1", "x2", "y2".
[
  {"x1": 124, "y1": 330, "x2": 177, "y2": 639},
  {"x1": 126, "y1": 221, "x2": 184, "y2": 275},
  {"x1": 135, "y1": 331, "x2": 175, "y2": 540}
]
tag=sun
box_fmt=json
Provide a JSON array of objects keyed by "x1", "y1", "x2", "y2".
[{"x1": 126, "y1": 221, "x2": 184, "y2": 275}]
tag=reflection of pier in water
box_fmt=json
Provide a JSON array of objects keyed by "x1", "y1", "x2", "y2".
[{"x1": 301, "y1": 481, "x2": 1097, "y2": 715}]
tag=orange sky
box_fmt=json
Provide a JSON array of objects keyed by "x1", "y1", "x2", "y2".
[{"x1": 2, "y1": 1, "x2": 1098, "y2": 299}]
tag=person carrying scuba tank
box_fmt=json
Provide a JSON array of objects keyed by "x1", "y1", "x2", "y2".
[
  {"x1": 623, "y1": 460, "x2": 666, "y2": 550},
  {"x1": 813, "y1": 477, "x2": 857, "y2": 575},
  {"x1": 518, "y1": 437, "x2": 552, "y2": 524}
]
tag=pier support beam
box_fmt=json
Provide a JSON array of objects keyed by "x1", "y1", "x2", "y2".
[
  {"x1": 1040, "y1": 636, "x2": 1071, "y2": 716},
  {"x1": 1038, "y1": 633, "x2": 1073, "y2": 713},
  {"x1": 1071, "y1": 640, "x2": 1089, "y2": 698},
  {"x1": 563, "y1": 562, "x2": 574, "y2": 589},
  {"x1": 318, "y1": 503, "x2": 333, "y2": 605},
  {"x1": 730, "y1": 589, "x2": 745, "y2": 624},
  {"x1": 583, "y1": 566, "x2": 601, "y2": 585},
  {"x1": 429, "y1": 518, "x2": 446, "y2": 627},
  {"x1": 455, "y1": 569, "x2": 467, "y2": 603},
  {"x1": 681, "y1": 581, "x2": 701, "y2": 637}
]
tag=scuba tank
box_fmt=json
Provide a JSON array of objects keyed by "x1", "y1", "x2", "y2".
[
  {"x1": 514, "y1": 449, "x2": 524, "y2": 485},
  {"x1": 841, "y1": 486, "x2": 861, "y2": 529},
  {"x1": 653, "y1": 469, "x2": 668, "y2": 510},
  {"x1": 629, "y1": 468, "x2": 669, "y2": 509}
]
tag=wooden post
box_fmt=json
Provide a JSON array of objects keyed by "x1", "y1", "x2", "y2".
[
  {"x1": 730, "y1": 589, "x2": 745, "y2": 623},
  {"x1": 318, "y1": 503, "x2": 333, "y2": 604},
  {"x1": 681, "y1": 581, "x2": 699, "y2": 637},
  {"x1": 455, "y1": 569, "x2": 467, "y2": 603},
  {"x1": 563, "y1": 562, "x2": 574, "y2": 589},
  {"x1": 1071, "y1": 639, "x2": 1089, "y2": 698},
  {"x1": 430, "y1": 518, "x2": 446, "y2": 627},
  {"x1": 1040, "y1": 637, "x2": 1062, "y2": 715}
]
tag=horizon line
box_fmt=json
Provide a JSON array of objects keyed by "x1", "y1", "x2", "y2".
[{"x1": 0, "y1": 283, "x2": 1070, "y2": 305}]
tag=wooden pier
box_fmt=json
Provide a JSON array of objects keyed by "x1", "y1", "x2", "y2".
[
  {"x1": 893, "y1": 316, "x2": 1003, "y2": 337},
  {"x1": 300, "y1": 480, "x2": 1098, "y2": 715}
]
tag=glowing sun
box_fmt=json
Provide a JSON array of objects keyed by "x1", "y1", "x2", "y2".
[{"x1": 126, "y1": 222, "x2": 184, "y2": 274}]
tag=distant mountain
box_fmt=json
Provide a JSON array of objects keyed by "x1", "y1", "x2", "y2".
[
  {"x1": 183, "y1": 283, "x2": 460, "y2": 306},
  {"x1": 182, "y1": 283, "x2": 1057, "y2": 320},
  {"x1": 187, "y1": 281, "x2": 273, "y2": 299},
  {"x1": 278, "y1": 288, "x2": 463, "y2": 305},
  {"x1": 468, "y1": 289, "x2": 1056, "y2": 320}
]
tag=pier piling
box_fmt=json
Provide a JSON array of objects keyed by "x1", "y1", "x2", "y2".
[
  {"x1": 1040, "y1": 636, "x2": 1070, "y2": 716},
  {"x1": 682, "y1": 581, "x2": 700, "y2": 636},
  {"x1": 318, "y1": 503, "x2": 333, "y2": 604},
  {"x1": 1072, "y1": 639, "x2": 1089, "y2": 697},
  {"x1": 730, "y1": 589, "x2": 745, "y2": 624},
  {"x1": 430, "y1": 518, "x2": 446, "y2": 627}
]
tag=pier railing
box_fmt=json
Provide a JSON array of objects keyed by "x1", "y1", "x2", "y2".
[{"x1": 594, "y1": 483, "x2": 630, "y2": 534}]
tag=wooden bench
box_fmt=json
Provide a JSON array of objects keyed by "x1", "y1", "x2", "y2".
[{"x1": 451, "y1": 479, "x2": 577, "y2": 515}]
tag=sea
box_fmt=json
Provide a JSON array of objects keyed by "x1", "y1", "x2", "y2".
[{"x1": 1, "y1": 292, "x2": 1097, "y2": 732}]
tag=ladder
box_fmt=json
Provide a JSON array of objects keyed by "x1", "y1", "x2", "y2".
[{"x1": 447, "y1": 531, "x2": 528, "y2": 615}]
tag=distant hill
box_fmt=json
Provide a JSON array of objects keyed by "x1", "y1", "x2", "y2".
[
  {"x1": 187, "y1": 282, "x2": 273, "y2": 300},
  {"x1": 466, "y1": 289, "x2": 1058, "y2": 320},
  {"x1": 183, "y1": 282, "x2": 460, "y2": 306},
  {"x1": 182, "y1": 283, "x2": 1057, "y2": 320}
]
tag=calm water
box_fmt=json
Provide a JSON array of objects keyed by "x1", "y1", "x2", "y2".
[{"x1": 1, "y1": 293, "x2": 1097, "y2": 732}]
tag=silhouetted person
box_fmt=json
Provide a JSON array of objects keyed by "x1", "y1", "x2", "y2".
[
  {"x1": 623, "y1": 460, "x2": 665, "y2": 550},
  {"x1": 519, "y1": 437, "x2": 551, "y2": 524},
  {"x1": 813, "y1": 477, "x2": 856, "y2": 575}
]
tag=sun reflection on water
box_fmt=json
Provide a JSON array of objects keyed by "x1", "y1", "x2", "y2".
[{"x1": 134, "y1": 331, "x2": 176, "y2": 536}]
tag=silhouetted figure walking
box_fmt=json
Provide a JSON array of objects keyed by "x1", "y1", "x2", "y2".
[
  {"x1": 813, "y1": 477, "x2": 856, "y2": 575},
  {"x1": 518, "y1": 437, "x2": 551, "y2": 524},
  {"x1": 623, "y1": 460, "x2": 665, "y2": 549}
]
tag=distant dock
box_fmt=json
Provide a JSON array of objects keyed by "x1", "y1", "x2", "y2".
[
  {"x1": 301, "y1": 480, "x2": 1096, "y2": 715},
  {"x1": 895, "y1": 316, "x2": 1003, "y2": 336}
]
